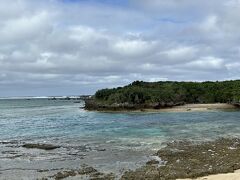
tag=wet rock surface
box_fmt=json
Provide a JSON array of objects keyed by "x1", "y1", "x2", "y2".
[
  {"x1": 51, "y1": 165, "x2": 115, "y2": 180},
  {"x1": 121, "y1": 138, "x2": 240, "y2": 180},
  {"x1": 22, "y1": 143, "x2": 60, "y2": 150},
  {"x1": 146, "y1": 159, "x2": 160, "y2": 166}
]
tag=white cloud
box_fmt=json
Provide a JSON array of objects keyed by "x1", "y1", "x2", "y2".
[
  {"x1": 69, "y1": 26, "x2": 109, "y2": 43},
  {"x1": 200, "y1": 15, "x2": 218, "y2": 32},
  {"x1": 163, "y1": 46, "x2": 198, "y2": 62},
  {"x1": 113, "y1": 39, "x2": 155, "y2": 57},
  {"x1": 185, "y1": 57, "x2": 225, "y2": 70},
  {"x1": 0, "y1": 0, "x2": 240, "y2": 96},
  {"x1": 0, "y1": 11, "x2": 52, "y2": 43}
]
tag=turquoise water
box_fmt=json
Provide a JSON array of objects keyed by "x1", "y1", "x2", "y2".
[
  {"x1": 1, "y1": 99, "x2": 240, "y2": 143},
  {"x1": 0, "y1": 99, "x2": 240, "y2": 179}
]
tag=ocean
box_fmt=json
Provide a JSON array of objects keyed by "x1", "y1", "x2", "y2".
[{"x1": 0, "y1": 98, "x2": 240, "y2": 179}]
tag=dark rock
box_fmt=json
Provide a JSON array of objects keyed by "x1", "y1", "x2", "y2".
[
  {"x1": 37, "y1": 169, "x2": 50, "y2": 172},
  {"x1": 22, "y1": 143, "x2": 60, "y2": 150},
  {"x1": 43, "y1": 165, "x2": 116, "y2": 180},
  {"x1": 85, "y1": 98, "x2": 186, "y2": 111},
  {"x1": 78, "y1": 166, "x2": 97, "y2": 175},
  {"x1": 146, "y1": 160, "x2": 159, "y2": 165},
  {"x1": 54, "y1": 170, "x2": 77, "y2": 180},
  {"x1": 96, "y1": 148, "x2": 106, "y2": 151},
  {"x1": 65, "y1": 96, "x2": 71, "y2": 100}
]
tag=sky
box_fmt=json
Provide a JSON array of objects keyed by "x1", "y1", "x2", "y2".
[{"x1": 0, "y1": 0, "x2": 240, "y2": 97}]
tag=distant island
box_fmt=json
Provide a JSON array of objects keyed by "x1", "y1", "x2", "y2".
[{"x1": 85, "y1": 80, "x2": 240, "y2": 111}]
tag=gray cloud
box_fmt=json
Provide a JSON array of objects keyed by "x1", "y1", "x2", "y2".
[{"x1": 0, "y1": 0, "x2": 240, "y2": 96}]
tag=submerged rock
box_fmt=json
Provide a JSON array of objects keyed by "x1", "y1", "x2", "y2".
[
  {"x1": 50, "y1": 165, "x2": 115, "y2": 180},
  {"x1": 22, "y1": 143, "x2": 60, "y2": 150},
  {"x1": 78, "y1": 166, "x2": 97, "y2": 175},
  {"x1": 54, "y1": 170, "x2": 77, "y2": 180}
]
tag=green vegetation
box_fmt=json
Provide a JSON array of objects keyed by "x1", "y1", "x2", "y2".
[
  {"x1": 94, "y1": 80, "x2": 240, "y2": 105},
  {"x1": 85, "y1": 80, "x2": 240, "y2": 110}
]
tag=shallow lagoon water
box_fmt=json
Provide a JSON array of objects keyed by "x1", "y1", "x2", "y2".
[{"x1": 0, "y1": 99, "x2": 240, "y2": 179}]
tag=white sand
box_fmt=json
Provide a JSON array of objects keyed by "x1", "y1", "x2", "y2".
[
  {"x1": 179, "y1": 169, "x2": 240, "y2": 180},
  {"x1": 144, "y1": 103, "x2": 237, "y2": 113}
]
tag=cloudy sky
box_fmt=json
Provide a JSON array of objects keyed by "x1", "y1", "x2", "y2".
[{"x1": 0, "y1": 0, "x2": 240, "y2": 97}]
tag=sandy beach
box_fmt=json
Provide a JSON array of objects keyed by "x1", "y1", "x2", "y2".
[
  {"x1": 180, "y1": 169, "x2": 240, "y2": 180},
  {"x1": 103, "y1": 103, "x2": 238, "y2": 113},
  {"x1": 153, "y1": 103, "x2": 237, "y2": 112}
]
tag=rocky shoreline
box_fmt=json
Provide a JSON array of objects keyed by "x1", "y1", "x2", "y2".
[
  {"x1": 21, "y1": 138, "x2": 240, "y2": 180},
  {"x1": 121, "y1": 138, "x2": 240, "y2": 180},
  {"x1": 84, "y1": 99, "x2": 238, "y2": 112},
  {"x1": 84, "y1": 99, "x2": 185, "y2": 111}
]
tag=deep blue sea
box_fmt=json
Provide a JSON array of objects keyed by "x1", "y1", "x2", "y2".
[{"x1": 0, "y1": 99, "x2": 240, "y2": 179}]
